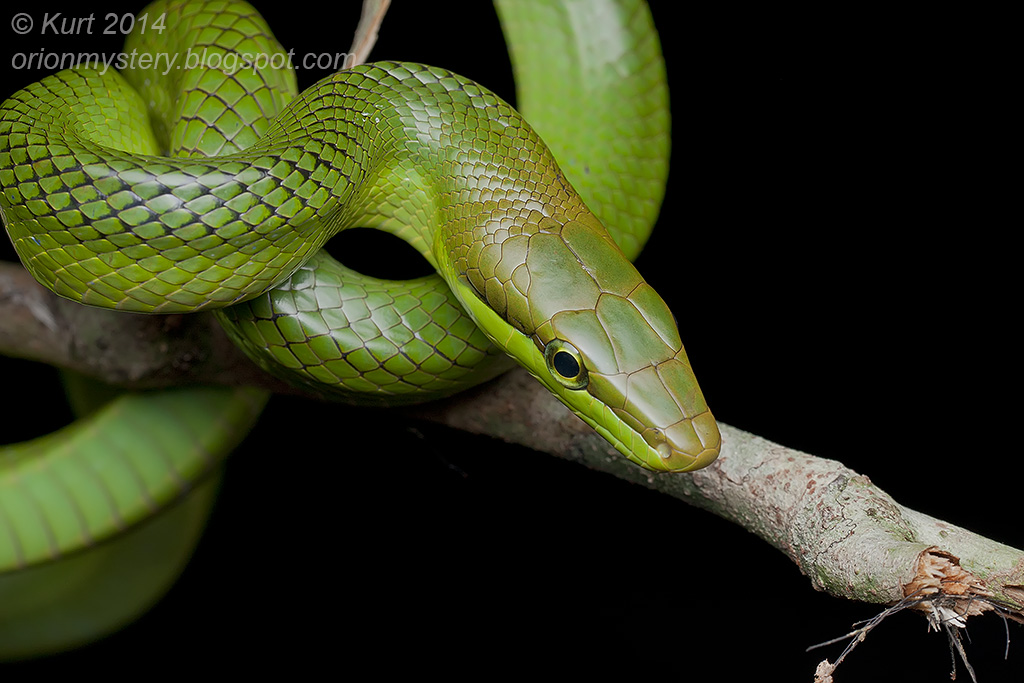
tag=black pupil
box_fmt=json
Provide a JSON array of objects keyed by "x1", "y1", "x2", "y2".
[{"x1": 552, "y1": 350, "x2": 580, "y2": 378}]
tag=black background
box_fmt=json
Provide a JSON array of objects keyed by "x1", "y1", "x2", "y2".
[{"x1": 2, "y1": 1, "x2": 1018, "y2": 680}]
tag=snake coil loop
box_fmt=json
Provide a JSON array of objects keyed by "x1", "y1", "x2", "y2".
[{"x1": 0, "y1": 3, "x2": 721, "y2": 654}]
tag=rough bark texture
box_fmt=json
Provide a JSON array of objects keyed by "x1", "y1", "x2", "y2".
[
  {"x1": 1, "y1": 263, "x2": 296, "y2": 394},
  {"x1": 412, "y1": 368, "x2": 1024, "y2": 620}
]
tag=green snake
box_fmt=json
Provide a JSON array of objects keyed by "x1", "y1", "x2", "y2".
[{"x1": 0, "y1": 0, "x2": 719, "y2": 656}]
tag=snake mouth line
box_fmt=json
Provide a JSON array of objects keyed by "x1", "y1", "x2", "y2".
[{"x1": 576, "y1": 404, "x2": 719, "y2": 474}]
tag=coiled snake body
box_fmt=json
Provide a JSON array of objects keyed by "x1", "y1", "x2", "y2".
[{"x1": 0, "y1": 0, "x2": 718, "y2": 655}]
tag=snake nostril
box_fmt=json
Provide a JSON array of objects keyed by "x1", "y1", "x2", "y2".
[
  {"x1": 325, "y1": 228, "x2": 434, "y2": 280},
  {"x1": 655, "y1": 441, "x2": 672, "y2": 460}
]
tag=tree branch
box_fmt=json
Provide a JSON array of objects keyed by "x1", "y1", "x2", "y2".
[
  {"x1": 3, "y1": 259, "x2": 1022, "y2": 636},
  {"x1": 412, "y1": 369, "x2": 1024, "y2": 622},
  {"x1": 1, "y1": 262, "x2": 296, "y2": 394}
]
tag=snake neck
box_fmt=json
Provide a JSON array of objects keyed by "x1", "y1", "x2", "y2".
[{"x1": 334, "y1": 66, "x2": 720, "y2": 471}]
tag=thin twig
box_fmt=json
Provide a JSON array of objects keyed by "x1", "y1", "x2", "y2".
[{"x1": 346, "y1": 0, "x2": 390, "y2": 69}]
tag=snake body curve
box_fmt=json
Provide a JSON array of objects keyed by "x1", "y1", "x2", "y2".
[{"x1": 0, "y1": 0, "x2": 719, "y2": 655}]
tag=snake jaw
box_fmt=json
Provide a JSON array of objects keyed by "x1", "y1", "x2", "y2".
[
  {"x1": 570, "y1": 397, "x2": 719, "y2": 474},
  {"x1": 588, "y1": 360, "x2": 721, "y2": 473},
  {"x1": 448, "y1": 271, "x2": 720, "y2": 473}
]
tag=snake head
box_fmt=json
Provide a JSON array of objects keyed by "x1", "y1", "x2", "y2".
[{"x1": 450, "y1": 210, "x2": 721, "y2": 473}]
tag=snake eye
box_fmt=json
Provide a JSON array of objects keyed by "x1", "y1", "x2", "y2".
[{"x1": 544, "y1": 339, "x2": 588, "y2": 390}]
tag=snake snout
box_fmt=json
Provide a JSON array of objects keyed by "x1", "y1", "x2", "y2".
[{"x1": 644, "y1": 411, "x2": 721, "y2": 472}]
